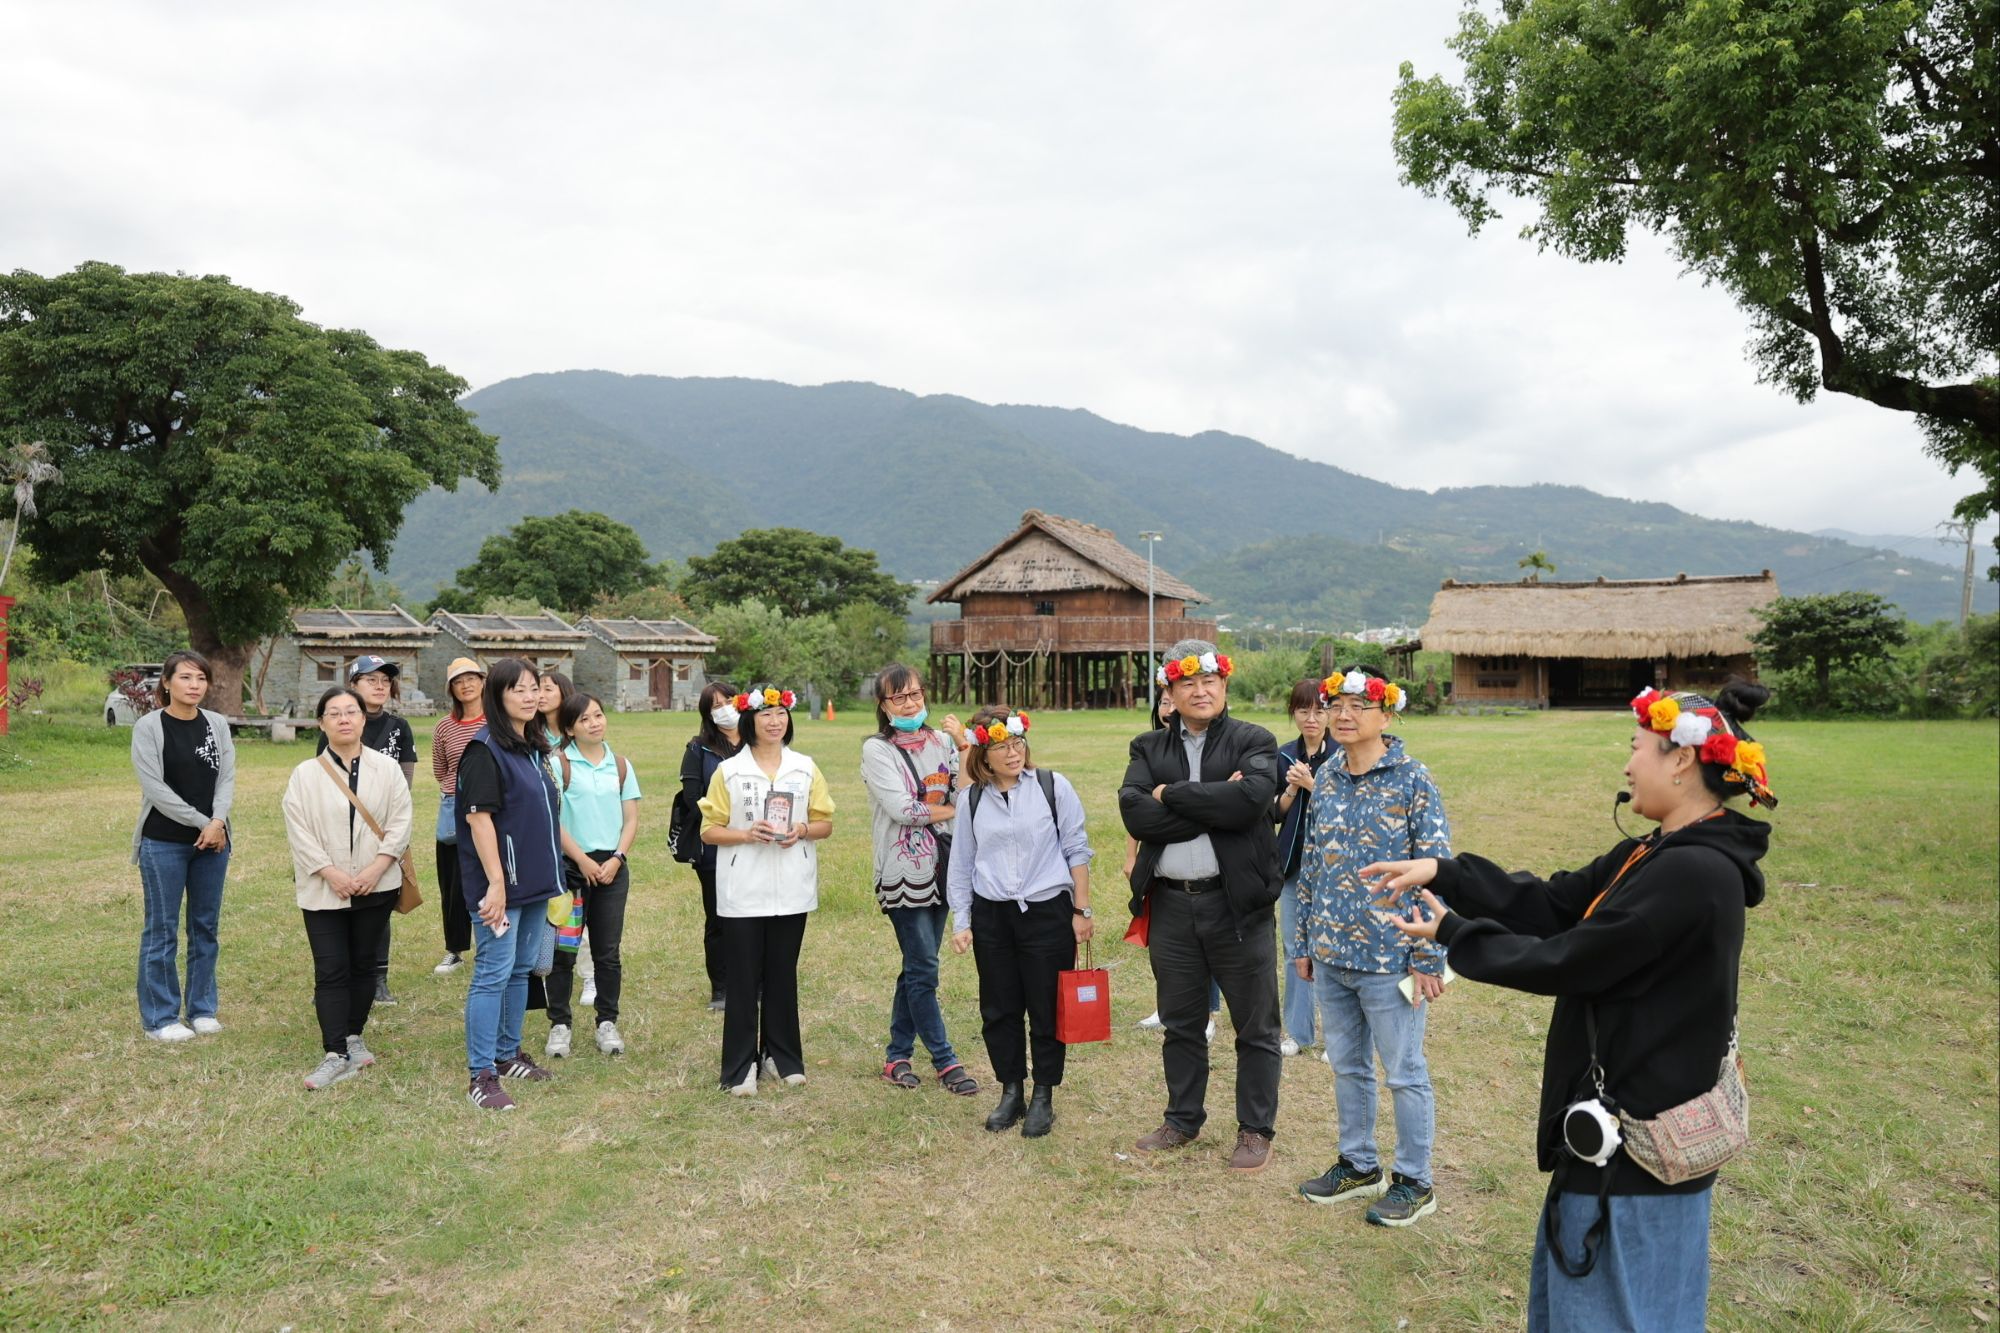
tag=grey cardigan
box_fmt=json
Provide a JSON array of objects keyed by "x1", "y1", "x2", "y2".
[{"x1": 130, "y1": 707, "x2": 237, "y2": 863}]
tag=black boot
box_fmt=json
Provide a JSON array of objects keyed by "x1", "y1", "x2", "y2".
[
  {"x1": 1022, "y1": 1084, "x2": 1055, "y2": 1138},
  {"x1": 985, "y1": 1082, "x2": 1025, "y2": 1132}
]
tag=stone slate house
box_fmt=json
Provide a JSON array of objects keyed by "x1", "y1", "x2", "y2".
[{"x1": 574, "y1": 616, "x2": 718, "y2": 712}]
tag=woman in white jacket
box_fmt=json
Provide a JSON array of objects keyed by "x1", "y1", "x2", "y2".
[
  {"x1": 281, "y1": 687, "x2": 413, "y2": 1091},
  {"x1": 699, "y1": 683, "x2": 835, "y2": 1095}
]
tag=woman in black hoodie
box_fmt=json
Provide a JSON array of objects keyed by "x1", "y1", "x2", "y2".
[{"x1": 1363, "y1": 680, "x2": 1775, "y2": 1333}]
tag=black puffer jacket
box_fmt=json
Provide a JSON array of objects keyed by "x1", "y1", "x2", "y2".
[{"x1": 1432, "y1": 809, "x2": 1768, "y2": 1195}]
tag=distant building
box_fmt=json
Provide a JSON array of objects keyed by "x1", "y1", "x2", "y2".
[
  {"x1": 574, "y1": 616, "x2": 718, "y2": 712},
  {"x1": 1419, "y1": 572, "x2": 1777, "y2": 709},
  {"x1": 927, "y1": 510, "x2": 1217, "y2": 709},
  {"x1": 421, "y1": 610, "x2": 589, "y2": 688},
  {"x1": 262, "y1": 606, "x2": 437, "y2": 715}
]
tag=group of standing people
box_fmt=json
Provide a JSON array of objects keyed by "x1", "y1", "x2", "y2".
[{"x1": 130, "y1": 633, "x2": 1775, "y2": 1331}]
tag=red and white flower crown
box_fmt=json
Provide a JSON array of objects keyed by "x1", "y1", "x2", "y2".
[
  {"x1": 1321, "y1": 669, "x2": 1406, "y2": 712},
  {"x1": 965, "y1": 712, "x2": 1030, "y2": 746},
  {"x1": 733, "y1": 686, "x2": 797, "y2": 713},
  {"x1": 1155, "y1": 650, "x2": 1233, "y2": 688},
  {"x1": 1630, "y1": 688, "x2": 1777, "y2": 808}
]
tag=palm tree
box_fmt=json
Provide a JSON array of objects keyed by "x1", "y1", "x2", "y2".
[
  {"x1": 1518, "y1": 549, "x2": 1556, "y2": 583},
  {"x1": 1, "y1": 440, "x2": 61, "y2": 589}
]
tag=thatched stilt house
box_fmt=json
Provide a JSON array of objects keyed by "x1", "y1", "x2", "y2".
[
  {"x1": 1419, "y1": 571, "x2": 1777, "y2": 708},
  {"x1": 928, "y1": 511, "x2": 1217, "y2": 709}
]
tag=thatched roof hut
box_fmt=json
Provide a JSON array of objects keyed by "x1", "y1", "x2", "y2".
[
  {"x1": 1421, "y1": 571, "x2": 1777, "y2": 708},
  {"x1": 927, "y1": 510, "x2": 1215, "y2": 709},
  {"x1": 929, "y1": 510, "x2": 1208, "y2": 604}
]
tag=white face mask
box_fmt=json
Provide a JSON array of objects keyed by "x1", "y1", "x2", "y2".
[{"x1": 710, "y1": 703, "x2": 740, "y2": 731}]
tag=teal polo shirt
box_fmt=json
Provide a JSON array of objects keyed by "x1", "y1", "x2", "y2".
[{"x1": 558, "y1": 740, "x2": 642, "y2": 851}]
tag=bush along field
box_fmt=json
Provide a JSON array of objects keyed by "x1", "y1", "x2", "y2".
[{"x1": 0, "y1": 706, "x2": 1993, "y2": 1330}]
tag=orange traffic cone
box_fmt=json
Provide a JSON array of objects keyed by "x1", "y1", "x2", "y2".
[{"x1": 825, "y1": 700, "x2": 836, "y2": 722}]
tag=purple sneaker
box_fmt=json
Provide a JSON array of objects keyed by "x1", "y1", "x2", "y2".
[
  {"x1": 468, "y1": 1069, "x2": 515, "y2": 1111},
  {"x1": 495, "y1": 1050, "x2": 554, "y2": 1082}
]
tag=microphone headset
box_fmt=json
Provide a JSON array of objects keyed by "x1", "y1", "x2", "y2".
[{"x1": 1612, "y1": 790, "x2": 1638, "y2": 840}]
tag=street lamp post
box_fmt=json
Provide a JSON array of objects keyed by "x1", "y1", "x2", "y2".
[{"x1": 1140, "y1": 531, "x2": 1163, "y2": 711}]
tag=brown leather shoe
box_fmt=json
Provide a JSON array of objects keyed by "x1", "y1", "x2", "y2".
[
  {"x1": 1134, "y1": 1123, "x2": 1197, "y2": 1153},
  {"x1": 1228, "y1": 1131, "x2": 1273, "y2": 1173}
]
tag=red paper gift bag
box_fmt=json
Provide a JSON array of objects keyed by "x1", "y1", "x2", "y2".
[{"x1": 1056, "y1": 942, "x2": 1111, "y2": 1044}]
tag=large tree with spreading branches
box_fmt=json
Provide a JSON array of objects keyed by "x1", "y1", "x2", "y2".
[
  {"x1": 1393, "y1": 1, "x2": 1998, "y2": 554},
  {"x1": 0, "y1": 263, "x2": 500, "y2": 712}
]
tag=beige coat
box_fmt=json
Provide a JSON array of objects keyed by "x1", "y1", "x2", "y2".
[{"x1": 282, "y1": 747, "x2": 413, "y2": 911}]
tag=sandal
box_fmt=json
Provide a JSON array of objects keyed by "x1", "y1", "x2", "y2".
[
  {"x1": 936, "y1": 1063, "x2": 979, "y2": 1097},
  {"x1": 881, "y1": 1059, "x2": 920, "y2": 1089}
]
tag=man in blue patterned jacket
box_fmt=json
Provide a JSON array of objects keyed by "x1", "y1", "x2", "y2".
[{"x1": 1291, "y1": 664, "x2": 1452, "y2": 1228}]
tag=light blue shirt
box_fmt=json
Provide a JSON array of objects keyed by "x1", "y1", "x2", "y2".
[
  {"x1": 557, "y1": 740, "x2": 641, "y2": 853},
  {"x1": 1156, "y1": 723, "x2": 1221, "y2": 879},
  {"x1": 947, "y1": 768, "x2": 1094, "y2": 932}
]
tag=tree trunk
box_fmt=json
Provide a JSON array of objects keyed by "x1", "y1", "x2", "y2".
[{"x1": 137, "y1": 543, "x2": 257, "y2": 718}]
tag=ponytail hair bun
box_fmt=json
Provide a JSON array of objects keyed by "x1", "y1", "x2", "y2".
[{"x1": 1714, "y1": 679, "x2": 1770, "y2": 725}]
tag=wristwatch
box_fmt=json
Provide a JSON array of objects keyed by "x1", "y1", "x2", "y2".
[{"x1": 1074, "y1": 906, "x2": 1093, "y2": 919}]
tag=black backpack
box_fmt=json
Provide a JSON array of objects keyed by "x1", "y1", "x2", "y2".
[{"x1": 668, "y1": 740, "x2": 708, "y2": 865}]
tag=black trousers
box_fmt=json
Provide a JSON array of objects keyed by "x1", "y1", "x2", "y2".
[
  {"x1": 719, "y1": 913, "x2": 806, "y2": 1087},
  {"x1": 1149, "y1": 883, "x2": 1282, "y2": 1138},
  {"x1": 695, "y1": 860, "x2": 726, "y2": 1000},
  {"x1": 302, "y1": 892, "x2": 396, "y2": 1054},
  {"x1": 547, "y1": 853, "x2": 629, "y2": 1027},
  {"x1": 972, "y1": 892, "x2": 1075, "y2": 1087},
  {"x1": 437, "y1": 839, "x2": 472, "y2": 956}
]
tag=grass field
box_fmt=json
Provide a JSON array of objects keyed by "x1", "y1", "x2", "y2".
[{"x1": 0, "y1": 703, "x2": 1994, "y2": 1331}]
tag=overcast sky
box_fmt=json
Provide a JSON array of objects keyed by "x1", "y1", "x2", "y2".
[{"x1": 3, "y1": 3, "x2": 1990, "y2": 548}]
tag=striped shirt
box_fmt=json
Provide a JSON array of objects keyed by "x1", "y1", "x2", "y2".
[{"x1": 431, "y1": 714, "x2": 485, "y2": 794}]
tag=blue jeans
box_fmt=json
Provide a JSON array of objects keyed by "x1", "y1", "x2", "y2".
[
  {"x1": 885, "y1": 903, "x2": 958, "y2": 1069},
  {"x1": 464, "y1": 905, "x2": 550, "y2": 1074},
  {"x1": 1277, "y1": 876, "x2": 1316, "y2": 1046},
  {"x1": 136, "y1": 837, "x2": 229, "y2": 1030},
  {"x1": 1530, "y1": 1187, "x2": 1713, "y2": 1332},
  {"x1": 1314, "y1": 966, "x2": 1435, "y2": 1183}
]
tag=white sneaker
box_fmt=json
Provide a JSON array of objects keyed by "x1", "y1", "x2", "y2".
[
  {"x1": 782, "y1": 1072, "x2": 807, "y2": 1087},
  {"x1": 1205, "y1": 1018, "x2": 1217, "y2": 1044},
  {"x1": 146, "y1": 1022, "x2": 196, "y2": 1043},
  {"x1": 546, "y1": 1024, "x2": 572, "y2": 1059},
  {"x1": 345, "y1": 1034, "x2": 376, "y2": 1068},
  {"x1": 191, "y1": 1017, "x2": 224, "y2": 1036},
  {"x1": 595, "y1": 1021, "x2": 625, "y2": 1055},
  {"x1": 762, "y1": 1056, "x2": 781, "y2": 1083},
  {"x1": 580, "y1": 976, "x2": 597, "y2": 1007},
  {"x1": 433, "y1": 952, "x2": 464, "y2": 974},
  {"x1": 1280, "y1": 1036, "x2": 1301, "y2": 1057},
  {"x1": 727, "y1": 1064, "x2": 758, "y2": 1096},
  {"x1": 1137, "y1": 1010, "x2": 1165, "y2": 1031}
]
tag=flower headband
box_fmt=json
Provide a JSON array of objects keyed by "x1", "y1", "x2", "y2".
[
  {"x1": 1631, "y1": 688, "x2": 1777, "y2": 808},
  {"x1": 733, "y1": 687, "x2": 797, "y2": 713},
  {"x1": 1156, "y1": 651, "x2": 1233, "y2": 688},
  {"x1": 1321, "y1": 670, "x2": 1406, "y2": 712},
  {"x1": 965, "y1": 712, "x2": 1030, "y2": 746}
]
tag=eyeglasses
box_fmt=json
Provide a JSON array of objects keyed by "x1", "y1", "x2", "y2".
[
  {"x1": 885, "y1": 689, "x2": 925, "y2": 705},
  {"x1": 1325, "y1": 700, "x2": 1381, "y2": 715},
  {"x1": 1292, "y1": 705, "x2": 1328, "y2": 716},
  {"x1": 322, "y1": 707, "x2": 364, "y2": 720}
]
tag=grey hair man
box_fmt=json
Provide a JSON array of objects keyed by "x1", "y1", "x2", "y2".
[{"x1": 1118, "y1": 637, "x2": 1284, "y2": 1172}]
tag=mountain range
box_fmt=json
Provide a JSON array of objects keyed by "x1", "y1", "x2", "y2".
[{"x1": 388, "y1": 371, "x2": 1994, "y2": 627}]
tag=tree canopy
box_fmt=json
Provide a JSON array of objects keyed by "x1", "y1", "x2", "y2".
[
  {"x1": 682, "y1": 527, "x2": 910, "y2": 620},
  {"x1": 0, "y1": 262, "x2": 499, "y2": 708},
  {"x1": 450, "y1": 510, "x2": 655, "y2": 614},
  {"x1": 1751, "y1": 590, "x2": 1910, "y2": 693},
  {"x1": 1393, "y1": 1, "x2": 1998, "y2": 540}
]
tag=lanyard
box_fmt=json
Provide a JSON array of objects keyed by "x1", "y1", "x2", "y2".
[{"x1": 1582, "y1": 810, "x2": 1723, "y2": 920}]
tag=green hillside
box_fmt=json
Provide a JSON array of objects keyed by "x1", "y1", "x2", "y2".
[{"x1": 388, "y1": 371, "x2": 1991, "y2": 623}]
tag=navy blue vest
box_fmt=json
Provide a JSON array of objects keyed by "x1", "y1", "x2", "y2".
[{"x1": 455, "y1": 730, "x2": 564, "y2": 910}]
